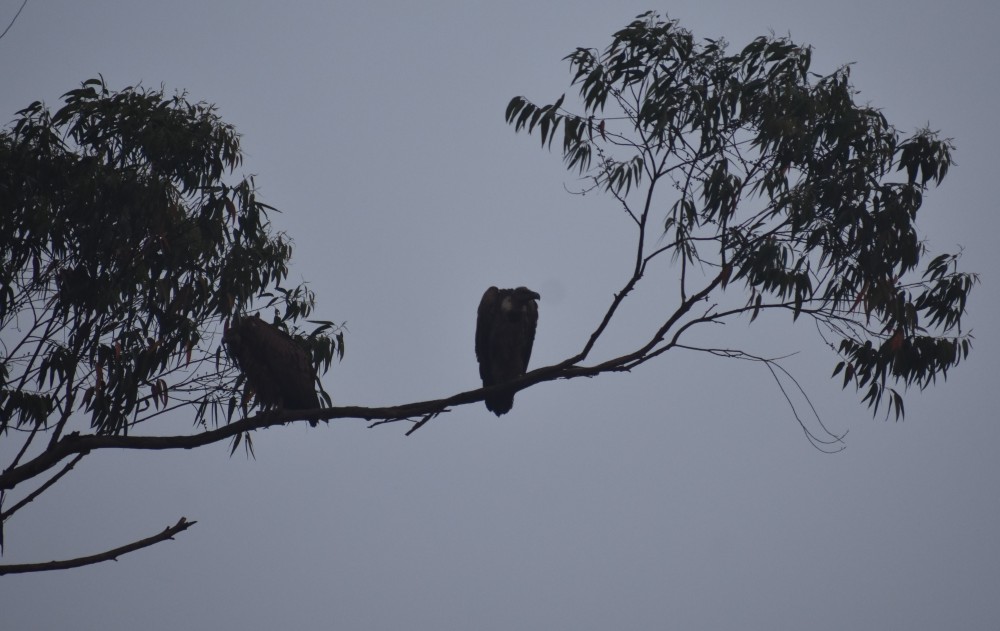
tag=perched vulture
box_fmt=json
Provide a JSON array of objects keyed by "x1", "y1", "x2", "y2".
[
  {"x1": 475, "y1": 286, "x2": 540, "y2": 416},
  {"x1": 223, "y1": 315, "x2": 321, "y2": 425}
]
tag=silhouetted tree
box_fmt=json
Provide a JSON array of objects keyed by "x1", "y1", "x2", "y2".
[
  {"x1": 0, "y1": 12, "x2": 976, "y2": 574},
  {"x1": 0, "y1": 78, "x2": 342, "y2": 573}
]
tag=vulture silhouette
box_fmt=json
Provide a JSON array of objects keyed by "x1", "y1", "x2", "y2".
[
  {"x1": 475, "y1": 286, "x2": 540, "y2": 415},
  {"x1": 224, "y1": 315, "x2": 321, "y2": 425}
]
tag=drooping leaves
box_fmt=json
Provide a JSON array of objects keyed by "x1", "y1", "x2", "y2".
[
  {"x1": 0, "y1": 78, "x2": 343, "y2": 436},
  {"x1": 505, "y1": 12, "x2": 975, "y2": 418}
]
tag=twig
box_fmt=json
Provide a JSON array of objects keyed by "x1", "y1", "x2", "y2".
[
  {"x1": 0, "y1": 516, "x2": 195, "y2": 575},
  {"x1": 405, "y1": 410, "x2": 445, "y2": 436},
  {"x1": 0, "y1": 0, "x2": 27, "y2": 42},
  {"x1": 1, "y1": 454, "x2": 85, "y2": 523}
]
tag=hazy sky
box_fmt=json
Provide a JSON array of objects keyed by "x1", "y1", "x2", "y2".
[{"x1": 2, "y1": 1, "x2": 998, "y2": 629}]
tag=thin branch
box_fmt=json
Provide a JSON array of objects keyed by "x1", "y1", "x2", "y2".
[
  {"x1": 0, "y1": 516, "x2": 195, "y2": 575},
  {"x1": 674, "y1": 344, "x2": 847, "y2": 452},
  {"x1": 1, "y1": 454, "x2": 85, "y2": 523},
  {"x1": 404, "y1": 410, "x2": 446, "y2": 436},
  {"x1": 570, "y1": 273, "x2": 644, "y2": 365},
  {"x1": 0, "y1": 0, "x2": 28, "y2": 43},
  {"x1": 762, "y1": 360, "x2": 846, "y2": 452}
]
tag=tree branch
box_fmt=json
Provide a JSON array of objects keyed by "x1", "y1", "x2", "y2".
[
  {"x1": 1, "y1": 272, "x2": 730, "y2": 491},
  {"x1": 0, "y1": 0, "x2": 28, "y2": 42},
  {"x1": 1, "y1": 454, "x2": 85, "y2": 523},
  {"x1": 0, "y1": 516, "x2": 195, "y2": 575}
]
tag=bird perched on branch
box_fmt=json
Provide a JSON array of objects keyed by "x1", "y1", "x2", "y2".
[
  {"x1": 223, "y1": 314, "x2": 321, "y2": 425},
  {"x1": 475, "y1": 286, "x2": 540, "y2": 416}
]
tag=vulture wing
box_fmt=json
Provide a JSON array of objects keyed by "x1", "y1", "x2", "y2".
[
  {"x1": 519, "y1": 294, "x2": 539, "y2": 373},
  {"x1": 475, "y1": 286, "x2": 501, "y2": 387}
]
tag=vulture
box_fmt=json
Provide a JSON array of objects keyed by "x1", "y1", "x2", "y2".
[
  {"x1": 223, "y1": 315, "x2": 321, "y2": 426},
  {"x1": 475, "y1": 286, "x2": 540, "y2": 416}
]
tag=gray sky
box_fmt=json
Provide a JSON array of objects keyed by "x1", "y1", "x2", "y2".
[{"x1": 2, "y1": 1, "x2": 998, "y2": 629}]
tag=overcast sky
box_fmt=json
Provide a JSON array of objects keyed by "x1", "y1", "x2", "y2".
[{"x1": 1, "y1": 1, "x2": 998, "y2": 629}]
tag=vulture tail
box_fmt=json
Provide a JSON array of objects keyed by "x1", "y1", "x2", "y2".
[{"x1": 485, "y1": 393, "x2": 515, "y2": 416}]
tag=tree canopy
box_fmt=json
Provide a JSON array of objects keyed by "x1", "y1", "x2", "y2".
[
  {"x1": 504, "y1": 11, "x2": 975, "y2": 420},
  {"x1": 1, "y1": 78, "x2": 342, "y2": 435},
  {"x1": 0, "y1": 13, "x2": 976, "y2": 574},
  {"x1": 0, "y1": 78, "x2": 342, "y2": 570}
]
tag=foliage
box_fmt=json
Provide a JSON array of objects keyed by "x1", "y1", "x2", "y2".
[
  {"x1": 0, "y1": 77, "x2": 343, "y2": 451},
  {"x1": 0, "y1": 12, "x2": 979, "y2": 574},
  {"x1": 504, "y1": 11, "x2": 975, "y2": 419}
]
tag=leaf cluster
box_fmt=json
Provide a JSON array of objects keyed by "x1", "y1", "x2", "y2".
[
  {"x1": 0, "y1": 78, "x2": 342, "y2": 439},
  {"x1": 505, "y1": 12, "x2": 975, "y2": 418}
]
